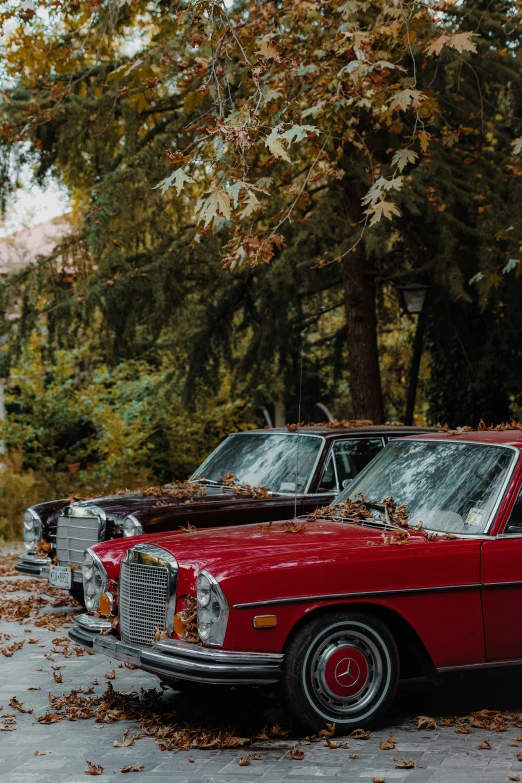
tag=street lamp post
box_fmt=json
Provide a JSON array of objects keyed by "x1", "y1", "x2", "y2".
[{"x1": 398, "y1": 284, "x2": 430, "y2": 426}]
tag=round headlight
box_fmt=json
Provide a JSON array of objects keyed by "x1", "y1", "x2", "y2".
[
  {"x1": 123, "y1": 515, "x2": 143, "y2": 538},
  {"x1": 85, "y1": 581, "x2": 95, "y2": 598},
  {"x1": 23, "y1": 510, "x2": 41, "y2": 553},
  {"x1": 82, "y1": 553, "x2": 94, "y2": 582},
  {"x1": 197, "y1": 573, "x2": 211, "y2": 608},
  {"x1": 198, "y1": 608, "x2": 212, "y2": 641}
]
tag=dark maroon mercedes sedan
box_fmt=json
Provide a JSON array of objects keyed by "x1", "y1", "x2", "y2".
[{"x1": 17, "y1": 424, "x2": 432, "y2": 602}]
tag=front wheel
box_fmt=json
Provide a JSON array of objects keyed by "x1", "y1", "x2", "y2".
[{"x1": 281, "y1": 611, "x2": 399, "y2": 732}]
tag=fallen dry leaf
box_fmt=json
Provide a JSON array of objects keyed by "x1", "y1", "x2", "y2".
[
  {"x1": 379, "y1": 734, "x2": 398, "y2": 750},
  {"x1": 84, "y1": 760, "x2": 104, "y2": 775},
  {"x1": 512, "y1": 743, "x2": 521, "y2": 747},
  {"x1": 349, "y1": 753, "x2": 360, "y2": 759},
  {"x1": 319, "y1": 722, "x2": 336, "y2": 738},
  {"x1": 28, "y1": 687, "x2": 41, "y2": 691},
  {"x1": 395, "y1": 757, "x2": 415, "y2": 769},
  {"x1": 372, "y1": 778, "x2": 386, "y2": 783},
  {"x1": 516, "y1": 752, "x2": 522, "y2": 761},
  {"x1": 325, "y1": 738, "x2": 349, "y2": 749},
  {"x1": 105, "y1": 669, "x2": 116, "y2": 680},
  {"x1": 53, "y1": 670, "x2": 63, "y2": 683},
  {"x1": 291, "y1": 746, "x2": 304, "y2": 760},
  {"x1": 351, "y1": 728, "x2": 372, "y2": 739},
  {"x1": 251, "y1": 754, "x2": 262, "y2": 760},
  {"x1": 34, "y1": 750, "x2": 46, "y2": 756},
  {"x1": 113, "y1": 728, "x2": 141, "y2": 747},
  {"x1": 455, "y1": 724, "x2": 470, "y2": 734},
  {"x1": 9, "y1": 697, "x2": 32, "y2": 714},
  {"x1": 121, "y1": 765, "x2": 144, "y2": 773},
  {"x1": 239, "y1": 755, "x2": 251, "y2": 766},
  {"x1": 478, "y1": 739, "x2": 492, "y2": 750},
  {"x1": 417, "y1": 715, "x2": 437, "y2": 730},
  {"x1": 188, "y1": 756, "x2": 195, "y2": 763},
  {"x1": 508, "y1": 776, "x2": 521, "y2": 781}
]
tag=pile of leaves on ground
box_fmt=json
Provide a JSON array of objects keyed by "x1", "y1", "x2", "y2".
[{"x1": 0, "y1": 569, "x2": 79, "y2": 632}]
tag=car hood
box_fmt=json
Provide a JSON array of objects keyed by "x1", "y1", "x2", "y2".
[
  {"x1": 93, "y1": 518, "x2": 479, "y2": 602},
  {"x1": 49, "y1": 485, "x2": 273, "y2": 523}
]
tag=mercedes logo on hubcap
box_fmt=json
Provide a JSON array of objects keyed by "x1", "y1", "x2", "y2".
[{"x1": 334, "y1": 657, "x2": 360, "y2": 687}]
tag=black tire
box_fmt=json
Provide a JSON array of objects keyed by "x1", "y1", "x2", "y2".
[
  {"x1": 69, "y1": 583, "x2": 85, "y2": 607},
  {"x1": 281, "y1": 611, "x2": 399, "y2": 732}
]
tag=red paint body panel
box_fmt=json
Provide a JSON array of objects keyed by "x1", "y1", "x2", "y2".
[
  {"x1": 90, "y1": 431, "x2": 522, "y2": 674},
  {"x1": 93, "y1": 519, "x2": 484, "y2": 669}
]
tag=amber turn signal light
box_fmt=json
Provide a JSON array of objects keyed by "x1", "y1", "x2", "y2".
[
  {"x1": 99, "y1": 592, "x2": 114, "y2": 617},
  {"x1": 174, "y1": 612, "x2": 187, "y2": 637},
  {"x1": 253, "y1": 615, "x2": 277, "y2": 629}
]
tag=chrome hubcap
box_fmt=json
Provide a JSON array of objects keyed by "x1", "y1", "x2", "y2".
[{"x1": 309, "y1": 629, "x2": 383, "y2": 715}]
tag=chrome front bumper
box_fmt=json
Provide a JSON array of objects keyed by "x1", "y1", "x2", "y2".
[
  {"x1": 15, "y1": 554, "x2": 51, "y2": 578},
  {"x1": 69, "y1": 614, "x2": 284, "y2": 685}
]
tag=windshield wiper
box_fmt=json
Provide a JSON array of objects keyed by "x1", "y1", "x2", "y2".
[{"x1": 191, "y1": 477, "x2": 249, "y2": 492}]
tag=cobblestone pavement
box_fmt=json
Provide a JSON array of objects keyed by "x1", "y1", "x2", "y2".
[{"x1": 3, "y1": 566, "x2": 522, "y2": 783}]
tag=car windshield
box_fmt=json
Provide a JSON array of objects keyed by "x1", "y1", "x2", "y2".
[
  {"x1": 193, "y1": 433, "x2": 323, "y2": 494},
  {"x1": 334, "y1": 439, "x2": 515, "y2": 534}
]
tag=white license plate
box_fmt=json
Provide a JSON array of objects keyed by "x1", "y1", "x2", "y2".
[{"x1": 49, "y1": 565, "x2": 72, "y2": 589}]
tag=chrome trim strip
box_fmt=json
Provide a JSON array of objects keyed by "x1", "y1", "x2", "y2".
[
  {"x1": 192, "y1": 431, "x2": 326, "y2": 495},
  {"x1": 482, "y1": 580, "x2": 522, "y2": 589},
  {"x1": 233, "y1": 583, "x2": 482, "y2": 609},
  {"x1": 74, "y1": 614, "x2": 112, "y2": 632},
  {"x1": 68, "y1": 617, "x2": 283, "y2": 685},
  {"x1": 153, "y1": 638, "x2": 284, "y2": 665},
  {"x1": 437, "y1": 658, "x2": 522, "y2": 673}
]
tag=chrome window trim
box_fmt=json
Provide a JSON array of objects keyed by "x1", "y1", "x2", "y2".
[
  {"x1": 123, "y1": 544, "x2": 178, "y2": 633},
  {"x1": 191, "y1": 431, "x2": 326, "y2": 495},
  {"x1": 331, "y1": 436, "x2": 386, "y2": 492},
  {"x1": 336, "y1": 438, "x2": 520, "y2": 537}
]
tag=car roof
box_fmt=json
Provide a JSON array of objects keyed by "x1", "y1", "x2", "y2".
[
  {"x1": 411, "y1": 429, "x2": 522, "y2": 449},
  {"x1": 234, "y1": 425, "x2": 436, "y2": 438}
]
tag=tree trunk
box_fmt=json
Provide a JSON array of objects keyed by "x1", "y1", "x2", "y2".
[{"x1": 342, "y1": 249, "x2": 384, "y2": 423}]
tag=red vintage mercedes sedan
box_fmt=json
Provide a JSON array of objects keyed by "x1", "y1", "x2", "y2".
[{"x1": 70, "y1": 430, "x2": 522, "y2": 731}]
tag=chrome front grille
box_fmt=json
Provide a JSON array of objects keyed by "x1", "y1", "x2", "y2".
[
  {"x1": 56, "y1": 514, "x2": 101, "y2": 567},
  {"x1": 119, "y1": 560, "x2": 170, "y2": 647}
]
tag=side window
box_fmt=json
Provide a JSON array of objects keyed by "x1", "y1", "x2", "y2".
[
  {"x1": 317, "y1": 455, "x2": 338, "y2": 493},
  {"x1": 333, "y1": 438, "x2": 385, "y2": 489},
  {"x1": 505, "y1": 488, "x2": 522, "y2": 534}
]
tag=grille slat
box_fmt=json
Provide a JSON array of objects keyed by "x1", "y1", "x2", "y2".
[
  {"x1": 56, "y1": 515, "x2": 101, "y2": 567},
  {"x1": 119, "y1": 560, "x2": 169, "y2": 647}
]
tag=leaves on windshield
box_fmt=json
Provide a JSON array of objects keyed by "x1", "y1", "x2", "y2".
[{"x1": 218, "y1": 473, "x2": 272, "y2": 498}]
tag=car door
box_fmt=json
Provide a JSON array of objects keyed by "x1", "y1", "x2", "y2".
[{"x1": 481, "y1": 467, "x2": 522, "y2": 661}]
